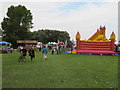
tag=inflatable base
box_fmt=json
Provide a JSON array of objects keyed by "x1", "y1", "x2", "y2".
[{"x1": 77, "y1": 50, "x2": 115, "y2": 55}]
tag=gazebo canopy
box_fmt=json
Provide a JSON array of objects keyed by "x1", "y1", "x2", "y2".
[
  {"x1": 58, "y1": 41, "x2": 65, "y2": 45},
  {"x1": 0, "y1": 41, "x2": 11, "y2": 44},
  {"x1": 48, "y1": 42, "x2": 57, "y2": 45}
]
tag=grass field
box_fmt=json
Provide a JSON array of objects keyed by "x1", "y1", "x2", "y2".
[
  {"x1": 0, "y1": 54, "x2": 2, "y2": 89},
  {"x1": 2, "y1": 51, "x2": 118, "y2": 88}
]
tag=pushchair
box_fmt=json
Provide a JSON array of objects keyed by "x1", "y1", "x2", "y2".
[{"x1": 18, "y1": 52, "x2": 24, "y2": 62}]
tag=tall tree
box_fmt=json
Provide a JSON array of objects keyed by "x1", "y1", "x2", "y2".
[
  {"x1": 0, "y1": 28, "x2": 2, "y2": 37},
  {"x1": 1, "y1": 5, "x2": 33, "y2": 47},
  {"x1": 32, "y1": 29, "x2": 70, "y2": 44},
  {"x1": 0, "y1": 28, "x2": 2, "y2": 40}
]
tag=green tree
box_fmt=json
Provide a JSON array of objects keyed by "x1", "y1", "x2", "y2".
[
  {"x1": 1, "y1": 5, "x2": 33, "y2": 47},
  {"x1": 0, "y1": 28, "x2": 2, "y2": 41},
  {"x1": 32, "y1": 29, "x2": 70, "y2": 44},
  {"x1": 0, "y1": 28, "x2": 2, "y2": 37}
]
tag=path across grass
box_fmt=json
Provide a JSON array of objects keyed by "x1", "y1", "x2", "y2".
[{"x1": 2, "y1": 51, "x2": 118, "y2": 88}]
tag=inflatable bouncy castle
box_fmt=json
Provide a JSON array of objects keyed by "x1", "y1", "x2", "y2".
[{"x1": 76, "y1": 26, "x2": 116, "y2": 55}]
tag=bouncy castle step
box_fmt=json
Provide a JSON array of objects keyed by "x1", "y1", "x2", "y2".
[{"x1": 77, "y1": 50, "x2": 115, "y2": 55}]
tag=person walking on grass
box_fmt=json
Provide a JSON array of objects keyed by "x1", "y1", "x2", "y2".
[
  {"x1": 42, "y1": 45, "x2": 48, "y2": 60},
  {"x1": 21, "y1": 46, "x2": 27, "y2": 62},
  {"x1": 29, "y1": 47, "x2": 35, "y2": 61}
]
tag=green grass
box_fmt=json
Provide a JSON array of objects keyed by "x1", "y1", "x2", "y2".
[
  {"x1": 2, "y1": 51, "x2": 118, "y2": 88},
  {"x1": 0, "y1": 54, "x2": 2, "y2": 89}
]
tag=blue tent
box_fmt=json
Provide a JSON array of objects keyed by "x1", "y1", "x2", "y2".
[{"x1": 0, "y1": 41, "x2": 11, "y2": 44}]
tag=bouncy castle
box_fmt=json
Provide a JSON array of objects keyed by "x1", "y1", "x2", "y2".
[{"x1": 76, "y1": 26, "x2": 116, "y2": 55}]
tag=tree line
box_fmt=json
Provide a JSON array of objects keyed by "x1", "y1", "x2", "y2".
[
  {"x1": 1, "y1": 5, "x2": 71, "y2": 48},
  {"x1": 32, "y1": 29, "x2": 70, "y2": 44}
]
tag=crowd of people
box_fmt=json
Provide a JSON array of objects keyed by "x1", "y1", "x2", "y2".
[
  {"x1": 17, "y1": 44, "x2": 73, "y2": 62},
  {"x1": 18, "y1": 46, "x2": 36, "y2": 62}
]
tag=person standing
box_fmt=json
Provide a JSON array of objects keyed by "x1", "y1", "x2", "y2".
[
  {"x1": 29, "y1": 47, "x2": 35, "y2": 61},
  {"x1": 22, "y1": 46, "x2": 27, "y2": 62},
  {"x1": 51, "y1": 46, "x2": 55, "y2": 54},
  {"x1": 58, "y1": 45, "x2": 61, "y2": 54},
  {"x1": 42, "y1": 45, "x2": 48, "y2": 60},
  {"x1": 39, "y1": 45, "x2": 42, "y2": 51},
  {"x1": 56, "y1": 45, "x2": 59, "y2": 54}
]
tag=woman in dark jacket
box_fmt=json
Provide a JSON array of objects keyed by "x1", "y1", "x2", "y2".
[{"x1": 29, "y1": 47, "x2": 35, "y2": 61}]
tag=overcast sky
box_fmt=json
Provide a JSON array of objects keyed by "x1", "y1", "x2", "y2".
[{"x1": 0, "y1": 0, "x2": 119, "y2": 42}]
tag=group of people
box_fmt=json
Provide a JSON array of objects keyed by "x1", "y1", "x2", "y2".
[
  {"x1": 18, "y1": 43, "x2": 72, "y2": 62},
  {"x1": 19, "y1": 46, "x2": 35, "y2": 62},
  {"x1": 18, "y1": 45, "x2": 48, "y2": 62},
  {"x1": 51, "y1": 44, "x2": 65, "y2": 55}
]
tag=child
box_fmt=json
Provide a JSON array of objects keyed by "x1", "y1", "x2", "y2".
[{"x1": 42, "y1": 45, "x2": 48, "y2": 60}]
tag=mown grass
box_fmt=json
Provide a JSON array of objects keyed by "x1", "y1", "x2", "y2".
[
  {"x1": 0, "y1": 54, "x2": 2, "y2": 89},
  {"x1": 2, "y1": 51, "x2": 118, "y2": 88}
]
